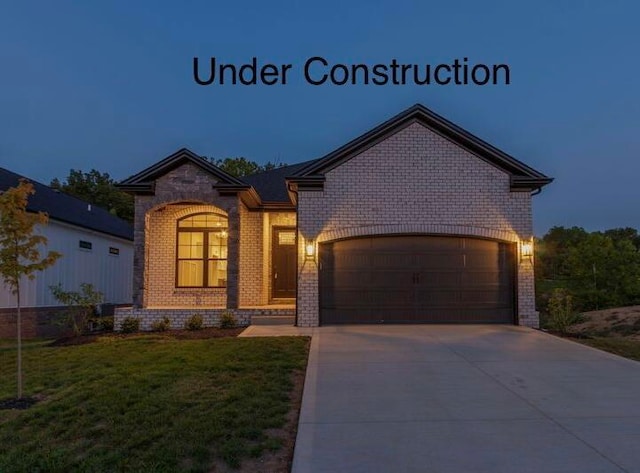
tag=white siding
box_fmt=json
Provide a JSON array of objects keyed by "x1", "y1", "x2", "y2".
[{"x1": 0, "y1": 220, "x2": 133, "y2": 308}]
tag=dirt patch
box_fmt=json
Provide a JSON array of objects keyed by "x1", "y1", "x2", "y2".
[
  {"x1": 49, "y1": 327, "x2": 246, "y2": 346},
  {"x1": 569, "y1": 305, "x2": 640, "y2": 340}
]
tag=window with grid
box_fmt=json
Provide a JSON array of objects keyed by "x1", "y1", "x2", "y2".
[{"x1": 176, "y1": 213, "x2": 228, "y2": 287}]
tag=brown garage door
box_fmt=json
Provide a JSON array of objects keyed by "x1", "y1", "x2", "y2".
[{"x1": 319, "y1": 236, "x2": 515, "y2": 324}]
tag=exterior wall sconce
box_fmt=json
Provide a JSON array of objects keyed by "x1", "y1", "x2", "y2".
[
  {"x1": 305, "y1": 239, "x2": 316, "y2": 261},
  {"x1": 520, "y1": 239, "x2": 533, "y2": 263}
]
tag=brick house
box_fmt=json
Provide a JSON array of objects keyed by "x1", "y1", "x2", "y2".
[{"x1": 115, "y1": 104, "x2": 551, "y2": 329}]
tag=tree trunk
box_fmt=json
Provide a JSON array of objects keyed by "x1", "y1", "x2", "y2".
[{"x1": 17, "y1": 282, "x2": 22, "y2": 399}]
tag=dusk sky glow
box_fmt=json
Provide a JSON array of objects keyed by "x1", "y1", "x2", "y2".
[{"x1": 1, "y1": 1, "x2": 639, "y2": 235}]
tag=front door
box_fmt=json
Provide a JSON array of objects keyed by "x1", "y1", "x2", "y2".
[{"x1": 272, "y1": 227, "x2": 297, "y2": 299}]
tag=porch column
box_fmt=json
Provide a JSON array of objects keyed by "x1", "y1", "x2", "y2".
[
  {"x1": 132, "y1": 200, "x2": 152, "y2": 308},
  {"x1": 226, "y1": 203, "x2": 240, "y2": 309}
]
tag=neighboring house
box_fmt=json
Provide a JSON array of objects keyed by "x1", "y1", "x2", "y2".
[
  {"x1": 116, "y1": 104, "x2": 552, "y2": 330},
  {"x1": 0, "y1": 168, "x2": 134, "y2": 338}
]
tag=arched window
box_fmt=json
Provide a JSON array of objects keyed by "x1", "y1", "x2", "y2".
[{"x1": 176, "y1": 213, "x2": 228, "y2": 287}]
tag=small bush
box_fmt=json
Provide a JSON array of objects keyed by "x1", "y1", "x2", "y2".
[
  {"x1": 185, "y1": 314, "x2": 203, "y2": 331},
  {"x1": 219, "y1": 311, "x2": 237, "y2": 329},
  {"x1": 544, "y1": 288, "x2": 582, "y2": 334},
  {"x1": 151, "y1": 316, "x2": 171, "y2": 332},
  {"x1": 120, "y1": 317, "x2": 140, "y2": 333},
  {"x1": 50, "y1": 283, "x2": 104, "y2": 335},
  {"x1": 92, "y1": 316, "x2": 114, "y2": 332}
]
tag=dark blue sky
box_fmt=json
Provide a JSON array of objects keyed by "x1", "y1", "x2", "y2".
[{"x1": 1, "y1": 1, "x2": 638, "y2": 235}]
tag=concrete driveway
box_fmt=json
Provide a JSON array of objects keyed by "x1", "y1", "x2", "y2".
[{"x1": 292, "y1": 325, "x2": 640, "y2": 473}]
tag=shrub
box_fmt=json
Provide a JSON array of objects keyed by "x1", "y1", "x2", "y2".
[
  {"x1": 544, "y1": 288, "x2": 582, "y2": 334},
  {"x1": 151, "y1": 316, "x2": 171, "y2": 332},
  {"x1": 219, "y1": 311, "x2": 237, "y2": 329},
  {"x1": 120, "y1": 317, "x2": 140, "y2": 333},
  {"x1": 50, "y1": 283, "x2": 104, "y2": 335},
  {"x1": 185, "y1": 314, "x2": 203, "y2": 331},
  {"x1": 92, "y1": 316, "x2": 114, "y2": 332}
]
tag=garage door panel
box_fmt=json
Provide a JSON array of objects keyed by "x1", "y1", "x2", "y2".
[
  {"x1": 460, "y1": 271, "x2": 502, "y2": 285},
  {"x1": 319, "y1": 236, "x2": 515, "y2": 325}
]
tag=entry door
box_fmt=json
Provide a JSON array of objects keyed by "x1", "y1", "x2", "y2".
[{"x1": 272, "y1": 227, "x2": 297, "y2": 299}]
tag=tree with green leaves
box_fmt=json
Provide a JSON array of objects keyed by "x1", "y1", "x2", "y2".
[
  {"x1": 207, "y1": 157, "x2": 284, "y2": 177},
  {"x1": 0, "y1": 180, "x2": 61, "y2": 399},
  {"x1": 536, "y1": 226, "x2": 640, "y2": 313},
  {"x1": 51, "y1": 169, "x2": 134, "y2": 222}
]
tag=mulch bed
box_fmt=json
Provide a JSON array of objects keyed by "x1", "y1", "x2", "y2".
[
  {"x1": 49, "y1": 327, "x2": 246, "y2": 347},
  {"x1": 0, "y1": 396, "x2": 38, "y2": 410}
]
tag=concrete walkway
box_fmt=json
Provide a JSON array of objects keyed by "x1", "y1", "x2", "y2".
[
  {"x1": 238, "y1": 325, "x2": 316, "y2": 337},
  {"x1": 292, "y1": 325, "x2": 640, "y2": 473}
]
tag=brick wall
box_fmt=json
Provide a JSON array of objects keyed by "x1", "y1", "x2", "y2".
[
  {"x1": 297, "y1": 121, "x2": 537, "y2": 327},
  {"x1": 239, "y1": 204, "x2": 263, "y2": 306},
  {"x1": 114, "y1": 306, "x2": 251, "y2": 331},
  {"x1": 0, "y1": 306, "x2": 74, "y2": 338},
  {"x1": 146, "y1": 203, "x2": 227, "y2": 307}
]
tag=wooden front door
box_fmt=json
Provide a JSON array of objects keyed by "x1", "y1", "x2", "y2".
[{"x1": 272, "y1": 227, "x2": 297, "y2": 299}]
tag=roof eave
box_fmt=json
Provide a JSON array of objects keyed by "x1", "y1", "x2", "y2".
[{"x1": 510, "y1": 176, "x2": 554, "y2": 191}]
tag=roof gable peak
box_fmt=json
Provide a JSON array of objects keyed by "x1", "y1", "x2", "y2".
[
  {"x1": 291, "y1": 103, "x2": 552, "y2": 191},
  {"x1": 119, "y1": 148, "x2": 247, "y2": 190}
]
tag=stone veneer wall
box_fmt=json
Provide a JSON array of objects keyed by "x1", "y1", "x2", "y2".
[
  {"x1": 114, "y1": 307, "x2": 251, "y2": 331},
  {"x1": 113, "y1": 306, "x2": 295, "y2": 331},
  {"x1": 296, "y1": 121, "x2": 538, "y2": 327},
  {"x1": 133, "y1": 163, "x2": 240, "y2": 309}
]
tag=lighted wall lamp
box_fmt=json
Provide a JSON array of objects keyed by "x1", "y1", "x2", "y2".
[
  {"x1": 520, "y1": 239, "x2": 534, "y2": 263},
  {"x1": 305, "y1": 239, "x2": 316, "y2": 261}
]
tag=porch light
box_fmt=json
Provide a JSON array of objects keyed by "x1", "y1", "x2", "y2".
[
  {"x1": 305, "y1": 240, "x2": 316, "y2": 260},
  {"x1": 520, "y1": 239, "x2": 533, "y2": 263}
]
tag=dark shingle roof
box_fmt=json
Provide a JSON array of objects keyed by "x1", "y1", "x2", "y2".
[
  {"x1": 240, "y1": 160, "x2": 318, "y2": 202},
  {"x1": 0, "y1": 167, "x2": 133, "y2": 241}
]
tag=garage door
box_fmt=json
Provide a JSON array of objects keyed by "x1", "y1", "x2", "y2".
[{"x1": 319, "y1": 236, "x2": 515, "y2": 324}]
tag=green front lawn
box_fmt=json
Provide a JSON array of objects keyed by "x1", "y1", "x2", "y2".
[
  {"x1": 579, "y1": 337, "x2": 640, "y2": 361},
  {"x1": 0, "y1": 334, "x2": 309, "y2": 472}
]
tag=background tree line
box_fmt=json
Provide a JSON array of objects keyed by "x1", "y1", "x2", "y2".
[
  {"x1": 50, "y1": 157, "x2": 284, "y2": 224},
  {"x1": 536, "y1": 226, "x2": 640, "y2": 313}
]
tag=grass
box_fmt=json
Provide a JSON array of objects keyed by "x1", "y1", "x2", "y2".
[
  {"x1": 0, "y1": 335, "x2": 309, "y2": 472},
  {"x1": 578, "y1": 337, "x2": 640, "y2": 361}
]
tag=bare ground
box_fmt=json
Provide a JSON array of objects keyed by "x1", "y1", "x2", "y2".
[{"x1": 568, "y1": 305, "x2": 640, "y2": 340}]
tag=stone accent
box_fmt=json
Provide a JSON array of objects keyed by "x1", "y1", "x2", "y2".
[
  {"x1": 132, "y1": 162, "x2": 240, "y2": 309},
  {"x1": 296, "y1": 122, "x2": 537, "y2": 327},
  {"x1": 114, "y1": 306, "x2": 294, "y2": 331}
]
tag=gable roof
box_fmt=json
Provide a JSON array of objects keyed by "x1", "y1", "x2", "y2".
[
  {"x1": 0, "y1": 167, "x2": 133, "y2": 241},
  {"x1": 289, "y1": 104, "x2": 553, "y2": 191},
  {"x1": 118, "y1": 148, "x2": 249, "y2": 194}
]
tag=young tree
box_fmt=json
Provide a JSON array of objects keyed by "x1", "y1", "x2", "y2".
[{"x1": 0, "y1": 180, "x2": 61, "y2": 399}]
